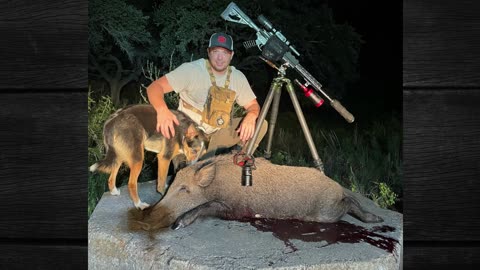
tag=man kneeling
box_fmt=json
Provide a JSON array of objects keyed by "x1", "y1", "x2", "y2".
[{"x1": 146, "y1": 32, "x2": 267, "y2": 156}]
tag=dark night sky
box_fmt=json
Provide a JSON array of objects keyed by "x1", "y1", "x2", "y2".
[
  {"x1": 249, "y1": 0, "x2": 402, "y2": 121},
  {"x1": 327, "y1": 1, "x2": 402, "y2": 115}
]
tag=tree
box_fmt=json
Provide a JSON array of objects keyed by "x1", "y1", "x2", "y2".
[
  {"x1": 89, "y1": 0, "x2": 152, "y2": 105},
  {"x1": 88, "y1": 0, "x2": 362, "y2": 105},
  {"x1": 149, "y1": 0, "x2": 261, "y2": 70}
]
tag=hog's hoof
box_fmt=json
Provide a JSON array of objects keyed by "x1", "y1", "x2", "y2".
[
  {"x1": 367, "y1": 213, "x2": 384, "y2": 223},
  {"x1": 110, "y1": 188, "x2": 120, "y2": 196},
  {"x1": 135, "y1": 201, "x2": 150, "y2": 210}
]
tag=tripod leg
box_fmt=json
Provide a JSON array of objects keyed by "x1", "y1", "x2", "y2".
[
  {"x1": 264, "y1": 81, "x2": 282, "y2": 159},
  {"x1": 245, "y1": 79, "x2": 282, "y2": 157},
  {"x1": 284, "y1": 78, "x2": 325, "y2": 172}
]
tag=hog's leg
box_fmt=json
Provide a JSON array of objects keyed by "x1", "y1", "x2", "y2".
[
  {"x1": 343, "y1": 188, "x2": 384, "y2": 223},
  {"x1": 171, "y1": 201, "x2": 231, "y2": 230},
  {"x1": 346, "y1": 196, "x2": 384, "y2": 223}
]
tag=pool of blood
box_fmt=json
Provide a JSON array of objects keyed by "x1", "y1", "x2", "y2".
[{"x1": 226, "y1": 217, "x2": 398, "y2": 253}]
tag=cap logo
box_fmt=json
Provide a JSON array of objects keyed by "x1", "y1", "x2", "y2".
[
  {"x1": 209, "y1": 33, "x2": 233, "y2": 50},
  {"x1": 218, "y1": 36, "x2": 226, "y2": 43}
]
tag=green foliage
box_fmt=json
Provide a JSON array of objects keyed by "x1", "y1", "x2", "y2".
[
  {"x1": 139, "y1": 60, "x2": 180, "y2": 108},
  {"x1": 152, "y1": 0, "x2": 223, "y2": 68},
  {"x1": 232, "y1": 103, "x2": 246, "y2": 118},
  {"x1": 371, "y1": 182, "x2": 398, "y2": 209},
  {"x1": 88, "y1": 173, "x2": 108, "y2": 217},
  {"x1": 320, "y1": 120, "x2": 401, "y2": 210},
  {"x1": 88, "y1": 88, "x2": 117, "y2": 165},
  {"x1": 89, "y1": 0, "x2": 151, "y2": 61},
  {"x1": 164, "y1": 92, "x2": 180, "y2": 109},
  {"x1": 89, "y1": 0, "x2": 154, "y2": 106},
  {"x1": 269, "y1": 150, "x2": 309, "y2": 167}
]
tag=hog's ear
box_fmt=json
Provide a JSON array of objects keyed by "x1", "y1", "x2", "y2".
[
  {"x1": 195, "y1": 162, "x2": 216, "y2": 188},
  {"x1": 185, "y1": 124, "x2": 198, "y2": 139}
]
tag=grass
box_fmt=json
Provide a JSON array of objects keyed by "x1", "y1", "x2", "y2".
[{"x1": 88, "y1": 173, "x2": 108, "y2": 217}]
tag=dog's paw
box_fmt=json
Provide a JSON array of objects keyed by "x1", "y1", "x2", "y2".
[
  {"x1": 157, "y1": 190, "x2": 165, "y2": 198},
  {"x1": 135, "y1": 201, "x2": 150, "y2": 210},
  {"x1": 110, "y1": 188, "x2": 120, "y2": 196},
  {"x1": 157, "y1": 186, "x2": 165, "y2": 194}
]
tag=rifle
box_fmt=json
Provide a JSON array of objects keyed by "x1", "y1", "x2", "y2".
[{"x1": 221, "y1": 2, "x2": 354, "y2": 123}]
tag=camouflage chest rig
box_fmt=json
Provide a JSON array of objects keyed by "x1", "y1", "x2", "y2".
[{"x1": 201, "y1": 59, "x2": 236, "y2": 128}]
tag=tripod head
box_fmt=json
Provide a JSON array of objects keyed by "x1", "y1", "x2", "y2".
[
  {"x1": 221, "y1": 2, "x2": 355, "y2": 123},
  {"x1": 259, "y1": 57, "x2": 324, "y2": 108}
]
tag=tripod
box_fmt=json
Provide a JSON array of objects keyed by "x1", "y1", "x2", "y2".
[{"x1": 244, "y1": 64, "x2": 324, "y2": 173}]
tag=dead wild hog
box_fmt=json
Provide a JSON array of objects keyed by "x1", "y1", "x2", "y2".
[{"x1": 130, "y1": 153, "x2": 383, "y2": 231}]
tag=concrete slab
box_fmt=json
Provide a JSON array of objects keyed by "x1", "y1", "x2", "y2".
[{"x1": 89, "y1": 181, "x2": 403, "y2": 270}]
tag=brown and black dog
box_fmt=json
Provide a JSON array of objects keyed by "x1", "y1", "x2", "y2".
[{"x1": 89, "y1": 105, "x2": 209, "y2": 209}]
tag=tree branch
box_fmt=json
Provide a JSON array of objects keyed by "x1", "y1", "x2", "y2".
[
  {"x1": 89, "y1": 53, "x2": 112, "y2": 82},
  {"x1": 102, "y1": 55, "x2": 123, "y2": 82}
]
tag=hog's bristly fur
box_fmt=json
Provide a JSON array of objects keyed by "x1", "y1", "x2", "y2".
[{"x1": 129, "y1": 153, "x2": 383, "y2": 231}]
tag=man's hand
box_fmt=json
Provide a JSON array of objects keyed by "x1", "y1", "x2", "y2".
[
  {"x1": 236, "y1": 99, "x2": 261, "y2": 143},
  {"x1": 156, "y1": 107, "x2": 179, "y2": 139},
  {"x1": 146, "y1": 75, "x2": 178, "y2": 138},
  {"x1": 236, "y1": 113, "x2": 257, "y2": 142}
]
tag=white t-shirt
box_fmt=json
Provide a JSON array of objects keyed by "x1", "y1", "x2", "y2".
[{"x1": 166, "y1": 58, "x2": 256, "y2": 133}]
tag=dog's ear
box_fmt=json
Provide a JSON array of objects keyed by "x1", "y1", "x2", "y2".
[{"x1": 185, "y1": 124, "x2": 198, "y2": 139}]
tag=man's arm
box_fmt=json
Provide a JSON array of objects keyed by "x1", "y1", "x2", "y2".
[
  {"x1": 236, "y1": 99, "x2": 261, "y2": 142},
  {"x1": 146, "y1": 76, "x2": 179, "y2": 138}
]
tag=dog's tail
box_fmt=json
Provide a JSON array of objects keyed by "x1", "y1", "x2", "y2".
[
  {"x1": 89, "y1": 149, "x2": 118, "y2": 173},
  {"x1": 90, "y1": 118, "x2": 120, "y2": 173}
]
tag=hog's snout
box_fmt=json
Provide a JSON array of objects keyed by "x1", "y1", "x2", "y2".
[{"x1": 128, "y1": 203, "x2": 179, "y2": 231}]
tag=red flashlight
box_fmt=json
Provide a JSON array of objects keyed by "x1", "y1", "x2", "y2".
[{"x1": 294, "y1": 79, "x2": 324, "y2": 107}]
